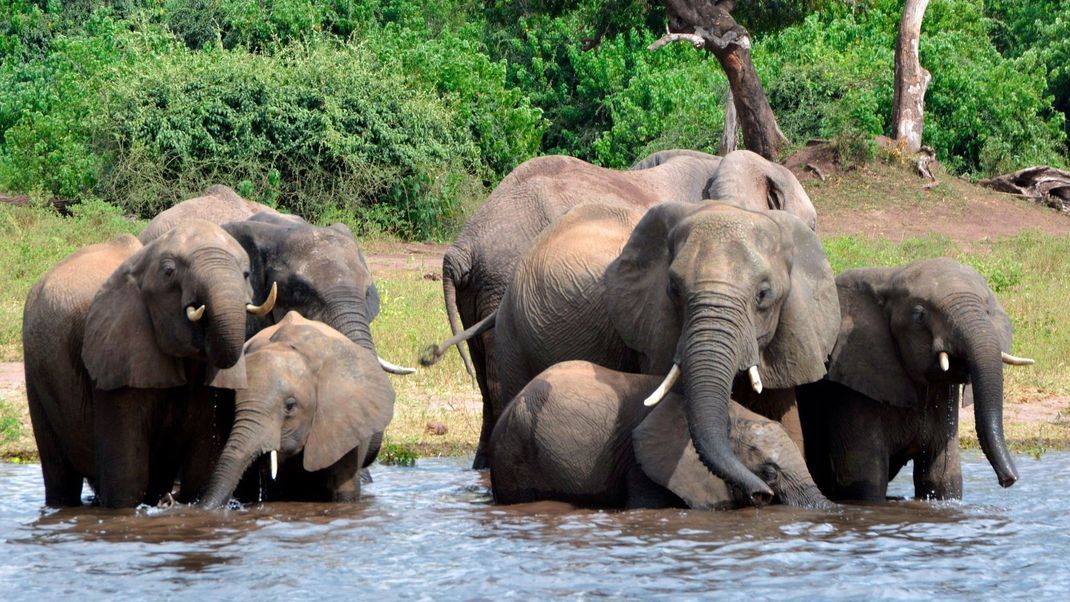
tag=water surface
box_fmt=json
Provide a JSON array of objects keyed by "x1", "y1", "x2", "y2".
[{"x1": 1, "y1": 451, "x2": 1066, "y2": 600}]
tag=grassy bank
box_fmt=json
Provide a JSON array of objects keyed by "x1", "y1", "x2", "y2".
[{"x1": 1, "y1": 201, "x2": 1067, "y2": 462}]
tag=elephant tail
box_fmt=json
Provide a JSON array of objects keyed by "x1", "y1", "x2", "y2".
[
  {"x1": 421, "y1": 307, "x2": 496, "y2": 370},
  {"x1": 440, "y1": 274, "x2": 475, "y2": 377}
]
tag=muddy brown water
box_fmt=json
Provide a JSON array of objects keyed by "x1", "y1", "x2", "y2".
[{"x1": 0, "y1": 451, "x2": 1067, "y2": 600}]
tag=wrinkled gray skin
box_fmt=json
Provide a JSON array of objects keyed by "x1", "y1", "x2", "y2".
[
  {"x1": 24, "y1": 221, "x2": 257, "y2": 507},
  {"x1": 798, "y1": 258, "x2": 1022, "y2": 501},
  {"x1": 435, "y1": 150, "x2": 815, "y2": 468},
  {"x1": 200, "y1": 312, "x2": 395, "y2": 508},
  {"x1": 494, "y1": 202, "x2": 839, "y2": 502},
  {"x1": 138, "y1": 185, "x2": 293, "y2": 244},
  {"x1": 490, "y1": 361, "x2": 830, "y2": 509}
]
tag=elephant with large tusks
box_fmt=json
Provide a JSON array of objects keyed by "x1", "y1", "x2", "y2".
[
  {"x1": 797, "y1": 257, "x2": 1033, "y2": 501},
  {"x1": 428, "y1": 149, "x2": 816, "y2": 468},
  {"x1": 489, "y1": 361, "x2": 831, "y2": 510},
  {"x1": 23, "y1": 220, "x2": 278, "y2": 507},
  {"x1": 479, "y1": 201, "x2": 839, "y2": 503},
  {"x1": 200, "y1": 312, "x2": 395, "y2": 508}
]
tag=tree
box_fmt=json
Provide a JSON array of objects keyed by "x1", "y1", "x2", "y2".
[
  {"x1": 650, "y1": 0, "x2": 787, "y2": 159},
  {"x1": 891, "y1": 0, "x2": 931, "y2": 153}
]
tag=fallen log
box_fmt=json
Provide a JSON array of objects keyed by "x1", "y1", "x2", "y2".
[{"x1": 979, "y1": 166, "x2": 1070, "y2": 213}]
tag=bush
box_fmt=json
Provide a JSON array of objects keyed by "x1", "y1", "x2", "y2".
[{"x1": 96, "y1": 41, "x2": 481, "y2": 239}]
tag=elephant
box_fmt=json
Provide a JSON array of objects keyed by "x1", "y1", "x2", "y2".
[
  {"x1": 138, "y1": 185, "x2": 288, "y2": 244},
  {"x1": 220, "y1": 213, "x2": 414, "y2": 375},
  {"x1": 199, "y1": 312, "x2": 394, "y2": 508},
  {"x1": 484, "y1": 201, "x2": 840, "y2": 502},
  {"x1": 429, "y1": 149, "x2": 816, "y2": 468},
  {"x1": 23, "y1": 220, "x2": 276, "y2": 507},
  {"x1": 796, "y1": 258, "x2": 1033, "y2": 502},
  {"x1": 489, "y1": 361, "x2": 830, "y2": 509}
]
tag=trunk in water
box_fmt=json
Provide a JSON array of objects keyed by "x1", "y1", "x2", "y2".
[
  {"x1": 682, "y1": 307, "x2": 773, "y2": 504},
  {"x1": 200, "y1": 411, "x2": 270, "y2": 509},
  {"x1": 951, "y1": 303, "x2": 1019, "y2": 487}
]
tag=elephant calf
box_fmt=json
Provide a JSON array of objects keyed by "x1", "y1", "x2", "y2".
[
  {"x1": 200, "y1": 312, "x2": 395, "y2": 508},
  {"x1": 797, "y1": 258, "x2": 1035, "y2": 502},
  {"x1": 489, "y1": 361, "x2": 830, "y2": 510}
]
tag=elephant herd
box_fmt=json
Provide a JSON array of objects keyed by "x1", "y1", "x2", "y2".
[{"x1": 23, "y1": 150, "x2": 1034, "y2": 513}]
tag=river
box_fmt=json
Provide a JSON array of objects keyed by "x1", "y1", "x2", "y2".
[{"x1": 0, "y1": 451, "x2": 1066, "y2": 600}]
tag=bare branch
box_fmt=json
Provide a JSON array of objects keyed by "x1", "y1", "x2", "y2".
[{"x1": 648, "y1": 31, "x2": 705, "y2": 51}]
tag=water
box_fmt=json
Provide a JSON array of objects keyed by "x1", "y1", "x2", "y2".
[{"x1": 0, "y1": 451, "x2": 1067, "y2": 600}]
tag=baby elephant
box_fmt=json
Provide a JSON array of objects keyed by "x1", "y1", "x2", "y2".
[
  {"x1": 200, "y1": 312, "x2": 395, "y2": 508},
  {"x1": 489, "y1": 361, "x2": 829, "y2": 510}
]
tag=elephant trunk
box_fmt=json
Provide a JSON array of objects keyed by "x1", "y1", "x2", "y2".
[
  {"x1": 322, "y1": 287, "x2": 376, "y2": 352},
  {"x1": 682, "y1": 297, "x2": 774, "y2": 505},
  {"x1": 195, "y1": 254, "x2": 249, "y2": 369},
  {"x1": 948, "y1": 299, "x2": 1019, "y2": 488},
  {"x1": 200, "y1": 402, "x2": 278, "y2": 509}
]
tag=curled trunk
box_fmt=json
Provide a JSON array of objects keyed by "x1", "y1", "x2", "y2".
[
  {"x1": 199, "y1": 261, "x2": 249, "y2": 369},
  {"x1": 682, "y1": 300, "x2": 773, "y2": 504}
]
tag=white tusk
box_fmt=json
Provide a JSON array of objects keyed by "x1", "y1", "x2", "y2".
[
  {"x1": 939, "y1": 351, "x2": 950, "y2": 372},
  {"x1": 748, "y1": 365, "x2": 763, "y2": 394},
  {"x1": 269, "y1": 450, "x2": 278, "y2": 480},
  {"x1": 246, "y1": 281, "x2": 278, "y2": 316},
  {"x1": 378, "y1": 356, "x2": 416, "y2": 375},
  {"x1": 1001, "y1": 352, "x2": 1036, "y2": 366},
  {"x1": 644, "y1": 364, "x2": 681, "y2": 407},
  {"x1": 186, "y1": 304, "x2": 205, "y2": 322}
]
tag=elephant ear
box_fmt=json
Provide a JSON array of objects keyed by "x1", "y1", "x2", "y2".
[
  {"x1": 987, "y1": 291, "x2": 1014, "y2": 353},
  {"x1": 632, "y1": 393, "x2": 735, "y2": 510},
  {"x1": 303, "y1": 341, "x2": 395, "y2": 472},
  {"x1": 826, "y1": 268, "x2": 918, "y2": 407},
  {"x1": 605, "y1": 202, "x2": 697, "y2": 373},
  {"x1": 82, "y1": 262, "x2": 187, "y2": 391},
  {"x1": 758, "y1": 211, "x2": 840, "y2": 388}
]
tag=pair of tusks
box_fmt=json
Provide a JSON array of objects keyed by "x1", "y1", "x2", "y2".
[
  {"x1": 643, "y1": 364, "x2": 763, "y2": 407},
  {"x1": 936, "y1": 350, "x2": 1036, "y2": 371},
  {"x1": 186, "y1": 282, "x2": 279, "y2": 321}
]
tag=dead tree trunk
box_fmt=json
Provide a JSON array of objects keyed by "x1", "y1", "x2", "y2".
[
  {"x1": 891, "y1": 0, "x2": 931, "y2": 153},
  {"x1": 720, "y1": 87, "x2": 738, "y2": 154},
  {"x1": 653, "y1": 0, "x2": 787, "y2": 160}
]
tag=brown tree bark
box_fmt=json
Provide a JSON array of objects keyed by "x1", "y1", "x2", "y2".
[
  {"x1": 720, "y1": 87, "x2": 738, "y2": 154},
  {"x1": 891, "y1": 0, "x2": 931, "y2": 153},
  {"x1": 656, "y1": 0, "x2": 787, "y2": 159}
]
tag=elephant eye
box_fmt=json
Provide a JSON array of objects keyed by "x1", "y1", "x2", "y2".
[
  {"x1": 756, "y1": 284, "x2": 773, "y2": 307},
  {"x1": 911, "y1": 305, "x2": 926, "y2": 323},
  {"x1": 160, "y1": 259, "x2": 176, "y2": 278},
  {"x1": 284, "y1": 397, "x2": 298, "y2": 415}
]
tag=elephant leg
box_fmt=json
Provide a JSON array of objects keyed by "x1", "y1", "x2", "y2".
[
  {"x1": 472, "y1": 328, "x2": 500, "y2": 470},
  {"x1": 827, "y1": 400, "x2": 891, "y2": 502},
  {"x1": 326, "y1": 448, "x2": 364, "y2": 502},
  {"x1": 914, "y1": 387, "x2": 962, "y2": 499},
  {"x1": 175, "y1": 392, "x2": 230, "y2": 504},
  {"x1": 93, "y1": 389, "x2": 152, "y2": 507},
  {"x1": 27, "y1": 390, "x2": 84, "y2": 506}
]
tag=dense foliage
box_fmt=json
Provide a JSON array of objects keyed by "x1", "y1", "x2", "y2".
[{"x1": 1, "y1": 0, "x2": 1068, "y2": 239}]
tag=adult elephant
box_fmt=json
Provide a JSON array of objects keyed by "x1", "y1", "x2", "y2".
[
  {"x1": 24, "y1": 221, "x2": 276, "y2": 507},
  {"x1": 490, "y1": 201, "x2": 839, "y2": 501},
  {"x1": 797, "y1": 258, "x2": 1031, "y2": 501},
  {"x1": 429, "y1": 150, "x2": 815, "y2": 467},
  {"x1": 138, "y1": 185, "x2": 288, "y2": 244},
  {"x1": 200, "y1": 312, "x2": 394, "y2": 508},
  {"x1": 221, "y1": 213, "x2": 414, "y2": 375},
  {"x1": 490, "y1": 361, "x2": 830, "y2": 509}
]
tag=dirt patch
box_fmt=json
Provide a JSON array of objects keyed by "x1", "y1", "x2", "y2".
[{"x1": 361, "y1": 241, "x2": 446, "y2": 274}]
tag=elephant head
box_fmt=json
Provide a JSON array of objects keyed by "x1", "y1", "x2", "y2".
[
  {"x1": 826, "y1": 257, "x2": 1026, "y2": 488},
  {"x1": 634, "y1": 395, "x2": 830, "y2": 509},
  {"x1": 81, "y1": 220, "x2": 271, "y2": 390},
  {"x1": 200, "y1": 311, "x2": 395, "y2": 509},
  {"x1": 605, "y1": 202, "x2": 839, "y2": 503},
  {"x1": 223, "y1": 214, "x2": 412, "y2": 374},
  {"x1": 708, "y1": 150, "x2": 817, "y2": 231}
]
